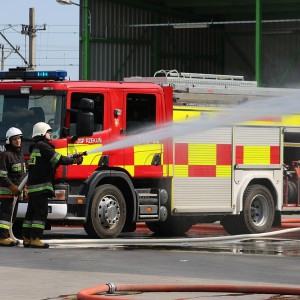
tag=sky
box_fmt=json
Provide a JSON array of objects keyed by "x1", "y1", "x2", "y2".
[{"x1": 0, "y1": 0, "x2": 79, "y2": 80}]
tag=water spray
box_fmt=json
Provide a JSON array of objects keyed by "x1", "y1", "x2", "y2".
[{"x1": 85, "y1": 92, "x2": 300, "y2": 156}]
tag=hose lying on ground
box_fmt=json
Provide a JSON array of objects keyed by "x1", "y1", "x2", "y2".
[
  {"x1": 77, "y1": 283, "x2": 300, "y2": 300},
  {"x1": 46, "y1": 226, "x2": 300, "y2": 247}
]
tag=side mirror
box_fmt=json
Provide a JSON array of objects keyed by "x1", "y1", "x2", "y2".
[
  {"x1": 75, "y1": 98, "x2": 94, "y2": 137},
  {"x1": 76, "y1": 111, "x2": 94, "y2": 137},
  {"x1": 79, "y1": 98, "x2": 94, "y2": 112}
]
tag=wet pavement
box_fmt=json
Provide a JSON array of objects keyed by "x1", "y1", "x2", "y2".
[
  {"x1": 43, "y1": 218, "x2": 300, "y2": 258},
  {"x1": 1, "y1": 217, "x2": 300, "y2": 300}
]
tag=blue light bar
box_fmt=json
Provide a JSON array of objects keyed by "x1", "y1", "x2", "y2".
[{"x1": 0, "y1": 68, "x2": 67, "y2": 81}]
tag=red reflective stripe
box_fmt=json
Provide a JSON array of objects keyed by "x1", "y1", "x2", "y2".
[
  {"x1": 124, "y1": 148, "x2": 134, "y2": 165},
  {"x1": 175, "y1": 143, "x2": 188, "y2": 164},
  {"x1": 189, "y1": 165, "x2": 216, "y2": 177},
  {"x1": 270, "y1": 146, "x2": 280, "y2": 164},
  {"x1": 217, "y1": 144, "x2": 232, "y2": 165},
  {"x1": 0, "y1": 195, "x2": 14, "y2": 199},
  {"x1": 134, "y1": 165, "x2": 163, "y2": 177},
  {"x1": 235, "y1": 146, "x2": 244, "y2": 164}
]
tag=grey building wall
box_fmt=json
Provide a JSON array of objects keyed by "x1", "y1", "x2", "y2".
[
  {"x1": 84, "y1": 0, "x2": 218, "y2": 81},
  {"x1": 224, "y1": 21, "x2": 300, "y2": 87},
  {"x1": 83, "y1": 0, "x2": 300, "y2": 87}
]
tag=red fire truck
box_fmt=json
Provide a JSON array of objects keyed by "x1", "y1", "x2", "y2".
[{"x1": 0, "y1": 68, "x2": 299, "y2": 238}]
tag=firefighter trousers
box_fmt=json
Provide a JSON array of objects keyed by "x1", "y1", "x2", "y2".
[
  {"x1": 22, "y1": 192, "x2": 49, "y2": 240},
  {"x1": 0, "y1": 197, "x2": 18, "y2": 238}
]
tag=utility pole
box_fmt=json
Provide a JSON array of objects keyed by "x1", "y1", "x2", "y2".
[
  {"x1": 0, "y1": 31, "x2": 27, "y2": 68},
  {"x1": 0, "y1": 43, "x2": 21, "y2": 70},
  {"x1": 29, "y1": 8, "x2": 36, "y2": 69},
  {"x1": 21, "y1": 8, "x2": 46, "y2": 69},
  {"x1": 1, "y1": 45, "x2": 4, "y2": 71}
]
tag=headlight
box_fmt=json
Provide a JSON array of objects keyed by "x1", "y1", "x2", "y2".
[{"x1": 54, "y1": 189, "x2": 66, "y2": 200}]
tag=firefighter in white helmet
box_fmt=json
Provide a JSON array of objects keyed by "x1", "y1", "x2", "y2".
[
  {"x1": 22, "y1": 122, "x2": 84, "y2": 248},
  {"x1": 0, "y1": 127, "x2": 26, "y2": 247}
]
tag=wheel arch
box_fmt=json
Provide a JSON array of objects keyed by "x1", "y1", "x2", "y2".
[
  {"x1": 82, "y1": 170, "x2": 136, "y2": 223},
  {"x1": 236, "y1": 177, "x2": 278, "y2": 213}
]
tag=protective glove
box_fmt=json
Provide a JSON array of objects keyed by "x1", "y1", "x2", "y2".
[
  {"x1": 8, "y1": 184, "x2": 21, "y2": 197},
  {"x1": 72, "y1": 153, "x2": 84, "y2": 165},
  {"x1": 23, "y1": 186, "x2": 29, "y2": 200},
  {"x1": 74, "y1": 156, "x2": 83, "y2": 165}
]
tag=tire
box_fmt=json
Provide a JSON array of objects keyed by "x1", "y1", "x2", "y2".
[
  {"x1": 146, "y1": 216, "x2": 193, "y2": 236},
  {"x1": 240, "y1": 184, "x2": 275, "y2": 234},
  {"x1": 84, "y1": 184, "x2": 126, "y2": 239}
]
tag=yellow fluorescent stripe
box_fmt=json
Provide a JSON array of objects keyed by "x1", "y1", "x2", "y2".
[
  {"x1": 244, "y1": 146, "x2": 270, "y2": 164},
  {"x1": 281, "y1": 115, "x2": 300, "y2": 125},
  {"x1": 55, "y1": 144, "x2": 104, "y2": 165},
  {"x1": 216, "y1": 165, "x2": 232, "y2": 177},
  {"x1": 173, "y1": 110, "x2": 201, "y2": 122},
  {"x1": 168, "y1": 164, "x2": 174, "y2": 177},
  {"x1": 134, "y1": 144, "x2": 163, "y2": 165},
  {"x1": 163, "y1": 164, "x2": 168, "y2": 177},
  {"x1": 188, "y1": 144, "x2": 216, "y2": 165},
  {"x1": 124, "y1": 165, "x2": 135, "y2": 176},
  {"x1": 174, "y1": 105, "x2": 300, "y2": 126},
  {"x1": 174, "y1": 165, "x2": 188, "y2": 177}
]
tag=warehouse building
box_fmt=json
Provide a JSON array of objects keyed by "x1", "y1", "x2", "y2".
[{"x1": 76, "y1": 0, "x2": 300, "y2": 87}]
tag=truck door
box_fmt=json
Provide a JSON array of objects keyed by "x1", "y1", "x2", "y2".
[
  {"x1": 63, "y1": 91, "x2": 109, "y2": 180},
  {"x1": 123, "y1": 90, "x2": 167, "y2": 178}
]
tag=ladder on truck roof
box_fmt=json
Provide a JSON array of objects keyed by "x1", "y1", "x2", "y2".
[
  {"x1": 153, "y1": 69, "x2": 257, "y2": 89},
  {"x1": 124, "y1": 70, "x2": 294, "y2": 107},
  {"x1": 124, "y1": 69, "x2": 258, "y2": 93}
]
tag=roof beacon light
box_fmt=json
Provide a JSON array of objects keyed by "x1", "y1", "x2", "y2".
[{"x1": 0, "y1": 68, "x2": 67, "y2": 81}]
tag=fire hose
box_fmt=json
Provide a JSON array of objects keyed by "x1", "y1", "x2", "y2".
[
  {"x1": 9, "y1": 174, "x2": 28, "y2": 243},
  {"x1": 8, "y1": 151, "x2": 86, "y2": 243},
  {"x1": 77, "y1": 283, "x2": 300, "y2": 300}
]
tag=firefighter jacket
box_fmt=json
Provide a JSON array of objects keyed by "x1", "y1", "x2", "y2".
[
  {"x1": 27, "y1": 137, "x2": 75, "y2": 196},
  {"x1": 0, "y1": 145, "x2": 26, "y2": 199}
]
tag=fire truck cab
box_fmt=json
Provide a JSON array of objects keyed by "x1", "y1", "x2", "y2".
[{"x1": 0, "y1": 68, "x2": 174, "y2": 238}]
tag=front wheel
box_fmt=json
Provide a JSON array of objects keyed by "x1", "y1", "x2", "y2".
[
  {"x1": 84, "y1": 184, "x2": 126, "y2": 239},
  {"x1": 241, "y1": 184, "x2": 275, "y2": 234}
]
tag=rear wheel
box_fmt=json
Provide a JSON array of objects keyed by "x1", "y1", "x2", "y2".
[
  {"x1": 146, "y1": 216, "x2": 193, "y2": 236},
  {"x1": 84, "y1": 184, "x2": 126, "y2": 238},
  {"x1": 241, "y1": 184, "x2": 275, "y2": 234}
]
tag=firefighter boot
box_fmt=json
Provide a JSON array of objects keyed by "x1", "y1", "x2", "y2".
[
  {"x1": 0, "y1": 237, "x2": 17, "y2": 247},
  {"x1": 23, "y1": 237, "x2": 31, "y2": 248},
  {"x1": 30, "y1": 238, "x2": 49, "y2": 249}
]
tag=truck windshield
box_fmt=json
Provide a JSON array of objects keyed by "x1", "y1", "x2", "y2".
[{"x1": 0, "y1": 94, "x2": 62, "y2": 140}]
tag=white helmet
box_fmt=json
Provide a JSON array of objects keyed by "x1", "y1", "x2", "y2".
[
  {"x1": 6, "y1": 127, "x2": 22, "y2": 144},
  {"x1": 32, "y1": 122, "x2": 52, "y2": 138}
]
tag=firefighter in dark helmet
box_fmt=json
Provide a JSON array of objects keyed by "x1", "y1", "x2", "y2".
[
  {"x1": 22, "y1": 122, "x2": 84, "y2": 248},
  {"x1": 0, "y1": 127, "x2": 26, "y2": 247}
]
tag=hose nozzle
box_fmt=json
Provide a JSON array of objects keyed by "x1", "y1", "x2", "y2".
[{"x1": 71, "y1": 151, "x2": 88, "y2": 159}]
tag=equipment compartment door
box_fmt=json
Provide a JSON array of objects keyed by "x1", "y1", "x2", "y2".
[{"x1": 173, "y1": 126, "x2": 233, "y2": 213}]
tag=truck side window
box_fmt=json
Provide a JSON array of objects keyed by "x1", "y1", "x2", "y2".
[
  {"x1": 70, "y1": 93, "x2": 104, "y2": 135},
  {"x1": 126, "y1": 93, "x2": 156, "y2": 135}
]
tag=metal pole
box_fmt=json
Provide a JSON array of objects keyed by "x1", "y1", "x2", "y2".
[
  {"x1": 0, "y1": 32, "x2": 29, "y2": 66},
  {"x1": 82, "y1": 0, "x2": 89, "y2": 80},
  {"x1": 1, "y1": 45, "x2": 4, "y2": 70},
  {"x1": 29, "y1": 8, "x2": 36, "y2": 69},
  {"x1": 255, "y1": 0, "x2": 262, "y2": 86}
]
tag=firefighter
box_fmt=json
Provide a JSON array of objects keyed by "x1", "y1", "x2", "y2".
[
  {"x1": 22, "y1": 122, "x2": 83, "y2": 248},
  {"x1": 0, "y1": 127, "x2": 26, "y2": 247}
]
